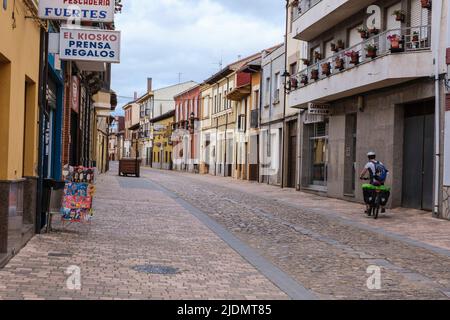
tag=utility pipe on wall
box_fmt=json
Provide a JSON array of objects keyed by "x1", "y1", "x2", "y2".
[{"x1": 432, "y1": 0, "x2": 444, "y2": 217}]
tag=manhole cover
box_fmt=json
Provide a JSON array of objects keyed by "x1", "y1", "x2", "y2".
[
  {"x1": 132, "y1": 265, "x2": 179, "y2": 275},
  {"x1": 48, "y1": 252, "x2": 73, "y2": 257}
]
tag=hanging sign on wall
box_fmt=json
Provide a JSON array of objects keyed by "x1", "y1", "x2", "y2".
[
  {"x1": 38, "y1": 0, "x2": 115, "y2": 22},
  {"x1": 59, "y1": 27, "x2": 121, "y2": 63}
]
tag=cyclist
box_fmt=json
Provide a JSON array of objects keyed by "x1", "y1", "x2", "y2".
[{"x1": 360, "y1": 151, "x2": 389, "y2": 213}]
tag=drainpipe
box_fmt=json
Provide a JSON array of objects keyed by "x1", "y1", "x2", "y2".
[
  {"x1": 432, "y1": 0, "x2": 443, "y2": 217},
  {"x1": 224, "y1": 77, "x2": 230, "y2": 177},
  {"x1": 214, "y1": 83, "x2": 219, "y2": 176},
  {"x1": 268, "y1": 54, "x2": 273, "y2": 185},
  {"x1": 36, "y1": 27, "x2": 49, "y2": 234},
  {"x1": 281, "y1": 0, "x2": 289, "y2": 189}
]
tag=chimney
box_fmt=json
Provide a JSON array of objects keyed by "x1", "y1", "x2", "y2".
[
  {"x1": 134, "y1": 91, "x2": 138, "y2": 100},
  {"x1": 147, "y1": 77, "x2": 152, "y2": 93}
]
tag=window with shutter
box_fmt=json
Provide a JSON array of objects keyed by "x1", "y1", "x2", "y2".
[{"x1": 410, "y1": 0, "x2": 429, "y2": 40}]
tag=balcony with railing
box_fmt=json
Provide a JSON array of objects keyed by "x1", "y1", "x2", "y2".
[
  {"x1": 227, "y1": 72, "x2": 252, "y2": 101},
  {"x1": 292, "y1": 0, "x2": 376, "y2": 41},
  {"x1": 289, "y1": 26, "x2": 433, "y2": 107}
]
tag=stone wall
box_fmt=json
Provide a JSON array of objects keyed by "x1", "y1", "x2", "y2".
[{"x1": 443, "y1": 187, "x2": 450, "y2": 220}]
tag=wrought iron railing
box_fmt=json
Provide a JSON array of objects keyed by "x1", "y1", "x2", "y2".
[{"x1": 290, "y1": 26, "x2": 431, "y2": 90}]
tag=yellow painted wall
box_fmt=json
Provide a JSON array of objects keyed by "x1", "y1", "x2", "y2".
[
  {"x1": 152, "y1": 116, "x2": 174, "y2": 166},
  {"x1": 0, "y1": 1, "x2": 41, "y2": 180}
]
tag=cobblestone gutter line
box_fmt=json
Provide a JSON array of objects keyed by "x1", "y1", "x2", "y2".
[{"x1": 128, "y1": 177, "x2": 318, "y2": 300}]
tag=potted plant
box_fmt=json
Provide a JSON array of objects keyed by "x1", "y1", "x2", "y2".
[
  {"x1": 345, "y1": 50, "x2": 359, "y2": 65},
  {"x1": 290, "y1": 77, "x2": 299, "y2": 89},
  {"x1": 321, "y1": 62, "x2": 331, "y2": 76},
  {"x1": 330, "y1": 43, "x2": 338, "y2": 52},
  {"x1": 301, "y1": 58, "x2": 311, "y2": 66},
  {"x1": 388, "y1": 34, "x2": 403, "y2": 52},
  {"x1": 357, "y1": 27, "x2": 369, "y2": 39},
  {"x1": 311, "y1": 69, "x2": 319, "y2": 80},
  {"x1": 421, "y1": 0, "x2": 431, "y2": 9},
  {"x1": 393, "y1": 9, "x2": 405, "y2": 22},
  {"x1": 412, "y1": 31, "x2": 419, "y2": 42},
  {"x1": 368, "y1": 27, "x2": 379, "y2": 35},
  {"x1": 314, "y1": 51, "x2": 322, "y2": 61},
  {"x1": 365, "y1": 43, "x2": 377, "y2": 59},
  {"x1": 335, "y1": 56, "x2": 345, "y2": 71},
  {"x1": 337, "y1": 40, "x2": 345, "y2": 50},
  {"x1": 300, "y1": 74, "x2": 308, "y2": 85}
]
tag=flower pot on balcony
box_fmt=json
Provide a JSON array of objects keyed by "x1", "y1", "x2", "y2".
[
  {"x1": 301, "y1": 58, "x2": 311, "y2": 66},
  {"x1": 321, "y1": 63, "x2": 331, "y2": 76},
  {"x1": 369, "y1": 28, "x2": 379, "y2": 35},
  {"x1": 421, "y1": 0, "x2": 432, "y2": 9},
  {"x1": 300, "y1": 75, "x2": 308, "y2": 85},
  {"x1": 357, "y1": 28, "x2": 369, "y2": 39},
  {"x1": 393, "y1": 10, "x2": 406, "y2": 22},
  {"x1": 365, "y1": 44, "x2": 377, "y2": 59},
  {"x1": 345, "y1": 51, "x2": 359, "y2": 65},
  {"x1": 330, "y1": 43, "x2": 338, "y2": 53},
  {"x1": 311, "y1": 69, "x2": 319, "y2": 81},
  {"x1": 388, "y1": 35, "x2": 404, "y2": 52},
  {"x1": 290, "y1": 77, "x2": 298, "y2": 89},
  {"x1": 335, "y1": 57, "x2": 345, "y2": 71},
  {"x1": 366, "y1": 49, "x2": 377, "y2": 59},
  {"x1": 314, "y1": 51, "x2": 322, "y2": 61}
]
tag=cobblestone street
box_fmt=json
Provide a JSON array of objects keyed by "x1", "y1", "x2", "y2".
[{"x1": 1, "y1": 164, "x2": 450, "y2": 300}]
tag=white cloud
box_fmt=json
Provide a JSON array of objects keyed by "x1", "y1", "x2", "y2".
[{"x1": 112, "y1": 0, "x2": 284, "y2": 110}]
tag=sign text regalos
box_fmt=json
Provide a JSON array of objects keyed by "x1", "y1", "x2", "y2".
[
  {"x1": 39, "y1": 0, "x2": 115, "y2": 22},
  {"x1": 60, "y1": 27, "x2": 121, "y2": 63}
]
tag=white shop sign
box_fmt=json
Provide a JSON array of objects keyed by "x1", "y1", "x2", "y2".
[
  {"x1": 38, "y1": 0, "x2": 115, "y2": 22},
  {"x1": 59, "y1": 27, "x2": 120, "y2": 63},
  {"x1": 308, "y1": 103, "x2": 331, "y2": 116}
]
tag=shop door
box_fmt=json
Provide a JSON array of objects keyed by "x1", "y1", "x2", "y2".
[
  {"x1": 402, "y1": 102, "x2": 434, "y2": 210},
  {"x1": 287, "y1": 121, "x2": 298, "y2": 188}
]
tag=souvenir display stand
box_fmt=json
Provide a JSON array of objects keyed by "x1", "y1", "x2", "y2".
[{"x1": 60, "y1": 166, "x2": 96, "y2": 228}]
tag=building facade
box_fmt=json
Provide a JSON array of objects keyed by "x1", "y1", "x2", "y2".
[
  {"x1": 123, "y1": 100, "x2": 140, "y2": 158},
  {"x1": 260, "y1": 44, "x2": 286, "y2": 186},
  {"x1": 0, "y1": 0, "x2": 41, "y2": 266},
  {"x1": 173, "y1": 85, "x2": 202, "y2": 172},
  {"x1": 288, "y1": 0, "x2": 446, "y2": 216},
  {"x1": 150, "y1": 110, "x2": 175, "y2": 170},
  {"x1": 137, "y1": 80, "x2": 198, "y2": 166}
]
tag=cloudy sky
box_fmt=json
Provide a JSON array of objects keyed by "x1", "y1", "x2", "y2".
[{"x1": 111, "y1": 0, "x2": 285, "y2": 112}]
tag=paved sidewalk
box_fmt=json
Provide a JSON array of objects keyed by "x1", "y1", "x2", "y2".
[
  {"x1": 173, "y1": 171, "x2": 450, "y2": 253},
  {"x1": 0, "y1": 171, "x2": 288, "y2": 300}
]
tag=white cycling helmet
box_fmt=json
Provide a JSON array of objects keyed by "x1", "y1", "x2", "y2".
[{"x1": 367, "y1": 151, "x2": 376, "y2": 157}]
